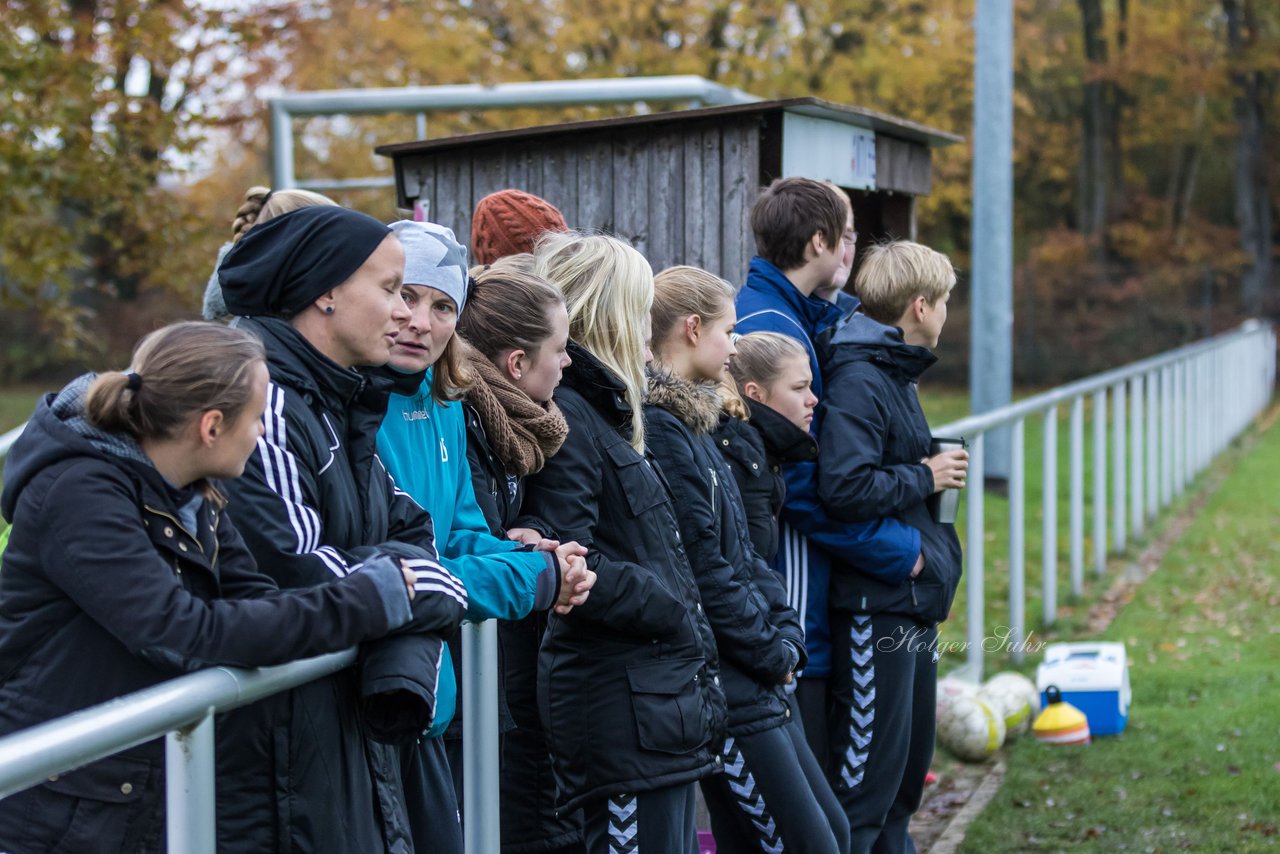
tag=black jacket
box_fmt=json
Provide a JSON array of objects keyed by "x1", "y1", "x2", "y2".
[
  {"x1": 218, "y1": 317, "x2": 468, "y2": 853},
  {"x1": 710, "y1": 399, "x2": 817, "y2": 563},
  {"x1": 520, "y1": 343, "x2": 726, "y2": 813},
  {"x1": 0, "y1": 376, "x2": 419, "y2": 854},
  {"x1": 464, "y1": 398, "x2": 582, "y2": 853},
  {"x1": 645, "y1": 372, "x2": 806, "y2": 737},
  {"x1": 463, "y1": 399, "x2": 525, "y2": 534},
  {"x1": 816, "y1": 313, "x2": 963, "y2": 625}
]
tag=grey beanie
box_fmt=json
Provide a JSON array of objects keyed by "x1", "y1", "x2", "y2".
[{"x1": 390, "y1": 220, "x2": 469, "y2": 312}]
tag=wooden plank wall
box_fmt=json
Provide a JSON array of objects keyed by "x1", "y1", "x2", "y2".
[
  {"x1": 875, "y1": 135, "x2": 932, "y2": 196},
  {"x1": 392, "y1": 117, "x2": 763, "y2": 284}
]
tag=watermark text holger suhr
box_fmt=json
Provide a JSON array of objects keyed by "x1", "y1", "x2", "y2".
[{"x1": 875, "y1": 624, "x2": 1047, "y2": 656}]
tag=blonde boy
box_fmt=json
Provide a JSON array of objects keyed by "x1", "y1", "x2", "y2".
[{"x1": 815, "y1": 240, "x2": 967, "y2": 854}]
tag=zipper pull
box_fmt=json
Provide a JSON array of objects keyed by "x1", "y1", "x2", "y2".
[{"x1": 910, "y1": 581, "x2": 918, "y2": 606}]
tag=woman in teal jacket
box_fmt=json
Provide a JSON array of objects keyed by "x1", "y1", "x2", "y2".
[{"x1": 376, "y1": 220, "x2": 594, "y2": 851}]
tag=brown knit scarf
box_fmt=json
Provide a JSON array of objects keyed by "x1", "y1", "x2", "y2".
[{"x1": 464, "y1": 347, "x2": 569, "y2": 476}]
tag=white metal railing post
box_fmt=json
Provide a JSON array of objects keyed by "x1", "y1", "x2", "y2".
[
  {"x1": 1041, "y1": 407, "x2": 1059, "y2": 625},
  {"x1": 1161, "y1": 367, "x2": 1173, "y2": 508},
  {"x1": 1185, "y1": 356, "x2": 1196, "y2": 483},
  {"x1": 165, "y1": 713, "x2": 216, "y2": 854},
  {"x1": 1092, "y1": 389, "x2": 1107, "y2": 575},
  {"x1": 1009, "y1": 420, "x2": 1026, "y2": 663},
  {"x1": 463, "y1": 620, "x2": 501, "y2": 854},
  {"x1": 1112, "y1": 382, "x2": 1127, "y2": 551},
  {"x1": 1162, "y1": 368, "x2": 1172, "y2": 507},
  {"x1": 1068, "y1": 396, "x2": 1085, "y2": 597},
  {"x1": 1217, "y1": 349, "x2": 1228, "y2": 454},
  {"x1": 965, "y1": 433, "x2": 986, "y2": 680},
  {"x1": 1174, "y1": 360, "x2": 1187, "y2": 496},
  {"x1": 1131, "y1": 374, "x2": 1145, "y2": 538},
  {"x1": 1194, "y1": 354, "x2": 1206, "y2": 473},
  {"x1": 1146, "y1": 368, "x2": 1159, "y2": 521}
]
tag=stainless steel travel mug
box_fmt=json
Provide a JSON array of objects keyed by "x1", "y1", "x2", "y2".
[{"x1": 927, "y1": 437, "x2": 967, "y2": 524}]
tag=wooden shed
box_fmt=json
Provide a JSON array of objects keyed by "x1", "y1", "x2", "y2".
[{"x1": 376, "y1": 97, "x2": 961, "y2": 284}]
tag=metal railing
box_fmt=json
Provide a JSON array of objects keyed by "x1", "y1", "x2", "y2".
[
  {"x1": 934, "y1": 320, "x2": 1276, "y2": 681},
  {"x1": 0, "y1": 321, "x2": 1273, "y2": 850},
  {"x1": 271, "y1": 75, "x2": 758, "y2": 192},
  {"x1": 0, "y1": 651, "x2": 355, "y2": 852}
]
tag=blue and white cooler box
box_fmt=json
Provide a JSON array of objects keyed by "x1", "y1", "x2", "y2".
[{"x1": 1035, "y1": 642, "x2": 1130, "y2": 736}]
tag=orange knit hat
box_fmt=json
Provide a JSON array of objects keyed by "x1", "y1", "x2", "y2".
[{"x1": 470, "y1": 189, "x2": 568, "y2": 265}]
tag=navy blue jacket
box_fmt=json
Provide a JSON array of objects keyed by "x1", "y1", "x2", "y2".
[
  {"x1": 645, "y1": 371, "x2": 805, "y2": 737},
  {"x1": 219, "y1": 317, "x2": 468, "y2": 853},
  {"x1": 711, "y1": 399, "x2": 817, "y2": 563},
  {"x1": 735, "y1": 258, "x2": 920, "y2": 675},
  {"x1": 0, "y1": 376, "x2": 419, "y2": 854},
  {"x1": 817, "y1": 312, "x2": 963, "y2": 625},
  {"x1": 520, "y1": 343, "x2": 726, "y2": 812}
]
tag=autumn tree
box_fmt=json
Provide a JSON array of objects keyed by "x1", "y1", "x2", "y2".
[
  {"x1": 1223, "y1": 0, "x2": 1276, "y2": 315},
  {"x1": 0, "y1": 0, "x2": 284, "y2": 371}
]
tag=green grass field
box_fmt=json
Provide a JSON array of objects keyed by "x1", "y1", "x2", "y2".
[
  {"x1": 958, "y1": 412, "x2": 1280, "y2": 852},
  {"x1": 0, "y1": 385, "x2": 42, "y2": 435}
]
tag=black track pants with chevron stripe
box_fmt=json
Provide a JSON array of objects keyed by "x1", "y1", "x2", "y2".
[
  {"x1": 829, "y1": 612, "x2": 938, "y2": 854},
  {"x1": 581, "y1": 782, "x2": 697, "y2": 854},
  {"x1": 701, "y1": 721, "x2": 849, "y2": 853}
]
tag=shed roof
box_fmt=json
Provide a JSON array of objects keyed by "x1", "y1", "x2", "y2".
[{"x1": 374, "y1": 96, "x2": 962, "y2": 158}]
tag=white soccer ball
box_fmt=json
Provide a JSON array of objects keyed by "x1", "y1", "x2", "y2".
[
  {"x1": 936, "y1": 675, "x2": 979, "y2": 719},
  {"x1": 979, "y1": 672, "x2": 1039, "y2": 738},
  {"x1": 937, "y1": 695, "x2": 1006, "y2": 762}
]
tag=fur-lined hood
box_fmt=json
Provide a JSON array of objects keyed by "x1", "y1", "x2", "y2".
[{"x1": 645, "y1": 369, "x2": 723, "y2": 435}]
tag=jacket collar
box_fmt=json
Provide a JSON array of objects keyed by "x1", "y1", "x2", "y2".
[
  {"x1": 745, "y1": 399, "x2": 818, "y2": 464},
  {"x1": 743, "y1": 257, "x2": 844, "y2": 337},
  {"x1": 237, "y1": 316, "x2": 367, "y2": 409},
  {"x1": 645, "y1": 369, "x2": 722, "y2": 435},
  {"x1": 560, "y1": 341, "x2": 632, "y2": 431},
  {"x1": 821, "y1": 311, "x2": 938, "y2": 382}
]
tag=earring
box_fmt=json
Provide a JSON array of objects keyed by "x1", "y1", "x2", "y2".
[
  {"x1": 324, "y1": 306, "x2": 335, "y2": 314},
  {"x1": 513, "y1": 372, "x2": 522, "y2": 380}
]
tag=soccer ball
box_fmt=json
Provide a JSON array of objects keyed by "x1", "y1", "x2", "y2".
[
  {"x1": 979, "y1": 672, "x2": 1039, "y2": 738},
  {"x1": 937, "y1": 695, "x2": 1006, "y2": 762},
  {"x1": 936, "y1": 675, "x2": 979, "y2": 719}
]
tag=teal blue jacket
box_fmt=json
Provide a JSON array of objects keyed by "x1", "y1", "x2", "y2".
[{"x1": 377, "y1": 372, "x2": 555, "y2": 735}]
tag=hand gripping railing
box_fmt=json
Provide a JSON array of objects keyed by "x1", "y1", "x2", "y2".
[{"x1": 934, "y1": 320, "x2": 1276, "y2": 681}]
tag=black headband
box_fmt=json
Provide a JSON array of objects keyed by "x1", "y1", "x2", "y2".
[{"x1": 218, "y1": 206, "x2": 391, "y2": 318}]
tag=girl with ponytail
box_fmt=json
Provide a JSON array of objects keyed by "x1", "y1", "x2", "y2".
[
  {"x1": 521, "y1": 232, "x2": 726, "y2": 853},
  {"x1": 716, "y1": 331, "x2": 820, "y2": 562},
  {"x1": 454, "y1": 257, "x2": 582, "y2": 853},
  {"x1": 202, "y1": 185, "x2": 339, "y2": 323},
  {"x1": 0, "y1": 322, "x2": 431, "y2": 853},
  {"x1": 646, "y1": 268, "x2": 849, "y2": 853}
]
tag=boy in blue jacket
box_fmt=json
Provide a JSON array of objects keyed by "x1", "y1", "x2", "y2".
[
  {"x1": 734, "y1": 177, "x2": 921, "y2": 770},
  {"x1": 817, "y1": 240, "x2": 968, "y2": 854}
]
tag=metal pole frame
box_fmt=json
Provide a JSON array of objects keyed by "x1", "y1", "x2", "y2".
[
  {"x1": 268, "y1": 76, "x2": 759, "y2": 192},
  {"x1": 166, "y1": 713, "x2": 216, "y2": 854}
]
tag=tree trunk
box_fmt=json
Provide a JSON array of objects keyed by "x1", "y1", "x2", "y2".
[
  {"x1": 1166, "y1": 95, "x2": 1206, "y2": 248},
  {"x1": 1078, "y1": 0, "x2": 1108, "y2": 237},
  {"x1": 1107, "y1": 0, "x2": 1129, "y2": 218},
  {"x1": 1224, "y1": 0, "x2": 1275, "y2": 315}
]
